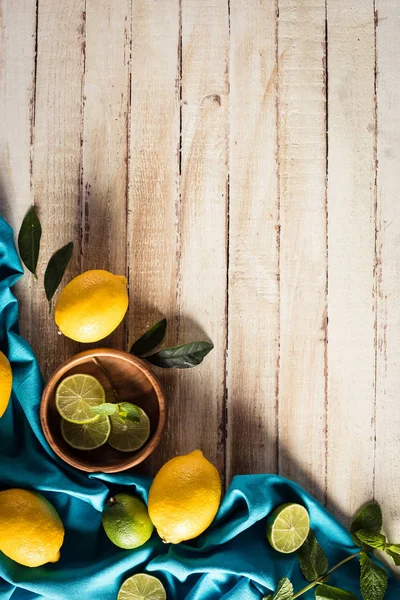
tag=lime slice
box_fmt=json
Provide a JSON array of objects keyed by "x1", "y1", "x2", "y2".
[
  {"x1": 61, "y1": 415, "x2": 111, "y2": 450},
  {"x1": 118, "y1": 574, "x2": 166, "y2": 600},
  {"x1": 56, "y1": 374, "x2": 105, "y2": 424},
  {"x1": 266, "y1": 503, "x2": 310, "y2": 553},
  {"x1": 108, "y1": 406, "x2": 150, "y2": 452}
]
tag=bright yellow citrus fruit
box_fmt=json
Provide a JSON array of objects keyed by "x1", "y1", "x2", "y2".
[
  {"x1": 0, "y1": 351, "x2": 12, "y2": 418},
  {"x1": 148, "y1": 449, "x2": 222, "y2": 544},
  {"x1": 0, "y1": 489, "x2": 64, "y2": 567},
  {"x1": 54, "y1": 269, "x2": 128, "y2": 343}
]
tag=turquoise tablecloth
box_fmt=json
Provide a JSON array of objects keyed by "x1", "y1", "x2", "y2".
[{"x1": 0, "y1": 215, "x2": 398, "y2": 600}]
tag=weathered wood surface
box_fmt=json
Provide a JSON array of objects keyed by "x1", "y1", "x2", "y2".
[{"x1": 1, "y1": 0, "x2": 400, "y2": 544}]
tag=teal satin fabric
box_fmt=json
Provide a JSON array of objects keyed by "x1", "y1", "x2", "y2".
[{"x1": 0, "y1": 216, "x2": 398, "y2": 599}]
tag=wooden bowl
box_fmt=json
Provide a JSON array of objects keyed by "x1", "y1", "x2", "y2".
[{"x1": 40, "y1": 348, "x2": 166, "y2": 473}]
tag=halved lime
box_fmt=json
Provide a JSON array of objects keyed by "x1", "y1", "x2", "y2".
[
  {"x1": 118, "y1": 574, "x2": 166, "y2": 600},
  {"x1": 56, "y1": 374, "x2": 105, "y2": 424},
  {"x1": 108, "y1": 406, "x2": 150, "y2": 452},
  {"x1": 61, "y1": 414, "x2": 111, "y2": 450},
  {"x1": 266, "y1": 503, "x2": 310, "y2": 553}
]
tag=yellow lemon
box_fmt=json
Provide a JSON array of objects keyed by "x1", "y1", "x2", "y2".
[
  {"x1": 0, "y1": 489, "x2": 64, "y2": 567},
  {"x1": 148, "y1": 450, "x2": 222, "y2": 544},
  {"x1": 0, "y1": 351, "x2": 12, "y2": 418},
  {"x1": 54, "y1": 269, "x2": 128, "y2": 343}
]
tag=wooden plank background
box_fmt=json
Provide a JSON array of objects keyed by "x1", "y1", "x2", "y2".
[{"x1": 1, "y1": 0, "x2": 400, "y2": 546}]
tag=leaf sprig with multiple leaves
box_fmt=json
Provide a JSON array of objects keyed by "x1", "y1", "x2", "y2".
[
  {"x1": 263, "y1": 502, "x2": 397, "y2": 600},
  {"x1": 18, "y1": 207, "x2": 73, "y2": 306},
  {"x1": 129, "y1": 318, "x2": 214, "y2": 369}
]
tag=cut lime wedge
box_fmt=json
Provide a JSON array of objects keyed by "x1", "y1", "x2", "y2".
[
  {"x1": 118, "y1": 574, "x2": 166, "y2": 600},
  {"x1": 266, "y1": 503, "x2": 310, "y2": 553},
  {"x1": 56, "y1": 374, "x2": 105, "y2": 424},
  {"x1": 108, "y1": 406, "x2": 150, "y2": 452},
  {"x1": 61, "y1": 415, "x2": 111, "y2": 450}
]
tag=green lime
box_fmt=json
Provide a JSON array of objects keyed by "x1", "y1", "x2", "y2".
[
  {"x1": 61, "y1": 414, "x2": 111, "y2": 450},
  {"x1": 102, "y1": 493, "x2": 154, "y2": 549},
  {"x1": 56, "y1": 374, "x2": 105, "y2": 424},
  {"x1": 266, "y1": 503, "x2": 310, "y2": 553},
  {"x1": 108, "y1": 406, "x2": 150, "y2": 452},
  {"x1": 118, "y1": 574, "x2": 166, "y2": 600}
]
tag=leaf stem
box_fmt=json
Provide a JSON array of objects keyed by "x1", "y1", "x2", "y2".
[
  {"x1": 91, "y1": 357, "x2": 120, "y2": 403},
  {"x1": 291, "y1": 551, "x2": 361, "y2": 599}
]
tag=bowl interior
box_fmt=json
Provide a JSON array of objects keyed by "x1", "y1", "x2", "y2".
[{"x1": 41, "y1": 350, "x2": 162, "y2": 472}]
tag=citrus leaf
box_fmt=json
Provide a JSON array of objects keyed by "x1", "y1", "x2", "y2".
[
  {"x1": 356, "y1": 530, "x2": 386, "y2": 551},
  {"x1": 118, "y1": 402, "x2": 140, "y2": 423},
  {"x1": 130, "y1": 318, "x2": 167, "y2": 356},
  {"x1": 272, "y1": 578, "x2": 293, "y2": 600},
  {"x1": 92, "y1": 403, "x2": 117, "y2": 416},
  {"x1": 297, "y1": 530, "x2": 329, "y2": 581},
  {"x1": 18, "y1": 206, "x2": 42, "y2": 277},
  {"x1": 44, "y1": 242, "x2": 73, "y2": 303},
  {"x1": 146, "y1": 341, "x2": 214, "y2": 369},
  {"x1": 360, "y1": 552, "x2": 388, "y2": 600},
  {"x1": 351, "y1": 503, "x2": 382, "y2": 546},
  {"x1": 315, "y1": 584, "x2": 358, "y2": 600}
]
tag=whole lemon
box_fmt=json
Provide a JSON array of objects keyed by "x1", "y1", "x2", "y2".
[
  {"x1": 148, "y1": 450, "x2": 222, "y2": 544},
  {"x1": 102, "y1": 493, "x2": 154, "y2": 549},
  {"x1": 54, "y1": 270, "x2": 128, "y2": 343},
  {"x1": 0, "y1": 351, "x2": 12, "y2": 418},
  {"x1": 0, "y1": 489, "x2": 64, "y2": 567}
]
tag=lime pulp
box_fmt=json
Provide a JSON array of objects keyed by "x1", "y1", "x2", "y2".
[
  {"x1": 56, "y1": 374, "x2": 105, "y2": 424},
  {"x1": 118, "y1": 574, "x2": 166, "y2": 600},
  {"x1": 266, "y1": 503, "x2": 310, "y2": 553},
  {"x1": 61, "y1": 414, "x2": 111, "y2": 450},
  {"x1": 108, "y1": 406, "x2": 150, "y2": 452}
]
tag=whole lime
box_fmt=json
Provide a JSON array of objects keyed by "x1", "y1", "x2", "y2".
[{"x1": 102, "y1": 493, "x2": 153, "y2": 550}]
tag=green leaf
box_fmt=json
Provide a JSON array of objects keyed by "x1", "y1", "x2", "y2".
[
  {"x1": 118, "y1": 402, "x2": 140, "y2": 423},
  {"x1": 386, "y1": 543, "x2": 400, "y2": 555},
  {"x1": 44, "y1": 242, "x2": 73, "y2": 303},
  {"x1": 92, "y1": 403, "x2": 117, "y2": 416},
  {"x1": 296, "y1": 530, "x2": 329, "y2": 581},
  {"x1": 356, "y1": 530, "x2": 387, "y2": 551},
  {"x1": 18, "y1": 206, "x2": 42, "y2": 277},
  {"x1": 130, "y1": 318, "x2": 167, "y2": 356},
  {"x1": 272, "y1": 578, "x2": 293, "y2": 600},
  {"x1": 263, "y1": 596, "x2": 273, "y2": 600},
  {"x1": 360, "y1": 551, "x2": 388, "y2": 600},
  {"x1": 386, "y1": 545, "x2": 400, "y2": 566},
  {"x1": 146, "y1": 341, "x2": 214, "y2": 369},
  {"x1": 351, "y1": 503, "x2": 382, "y2": 546},
  {"x1": 315, "y1": 584, "x2": 358, "y2": 600}
]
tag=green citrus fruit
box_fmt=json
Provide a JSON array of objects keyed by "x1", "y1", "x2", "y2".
[
  {"x1": 56, "y1": 374, "x2": 105, "y2": 424},
  {"x1": 266, "y1": 502, "x2": 310, "y2": 553},
  {"x1": 118, "y1": 574, "x2": 166, "y2": 600},
  {"x1": 108, "y1": 406, "x2": 150, "y2": 452},
  {"x1": 61, "y1": 414, "x2": 111, "y2": 450},
  {"x1": 102, "y1": 493, "x2": 154, "y2": 550}
]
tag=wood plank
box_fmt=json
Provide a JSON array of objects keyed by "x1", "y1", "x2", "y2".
[
  {"x1": 176, "y1": 0, "x2": 229, "y2": 474},
  {"x1": 31, "y1": 1, "x2": 86, "y2": 376},
  {"x1": 82, "y1": 0, "x2": 131, "y2": 349},
  {"x1": 0, "y1": 0, "x2": 37, "y2": 337},
  {"x1": 127, "y1": 0, "x2": 180, "y2": 472},
  {"x1": 375, "y1": 0, "x2": 400, "y2": 544},
  {"x1": 0, "y1": 0, "x2": 36, "y2": 230},
  {"x1": 278, "y1": 0, "x2": 327, "y2": 502},
  {"x1": 226, "y1": 0, "x2": 279, "y2": 481},
  {"x1": 326, "y1": 0, "x2": 376, "y2": 523}
]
